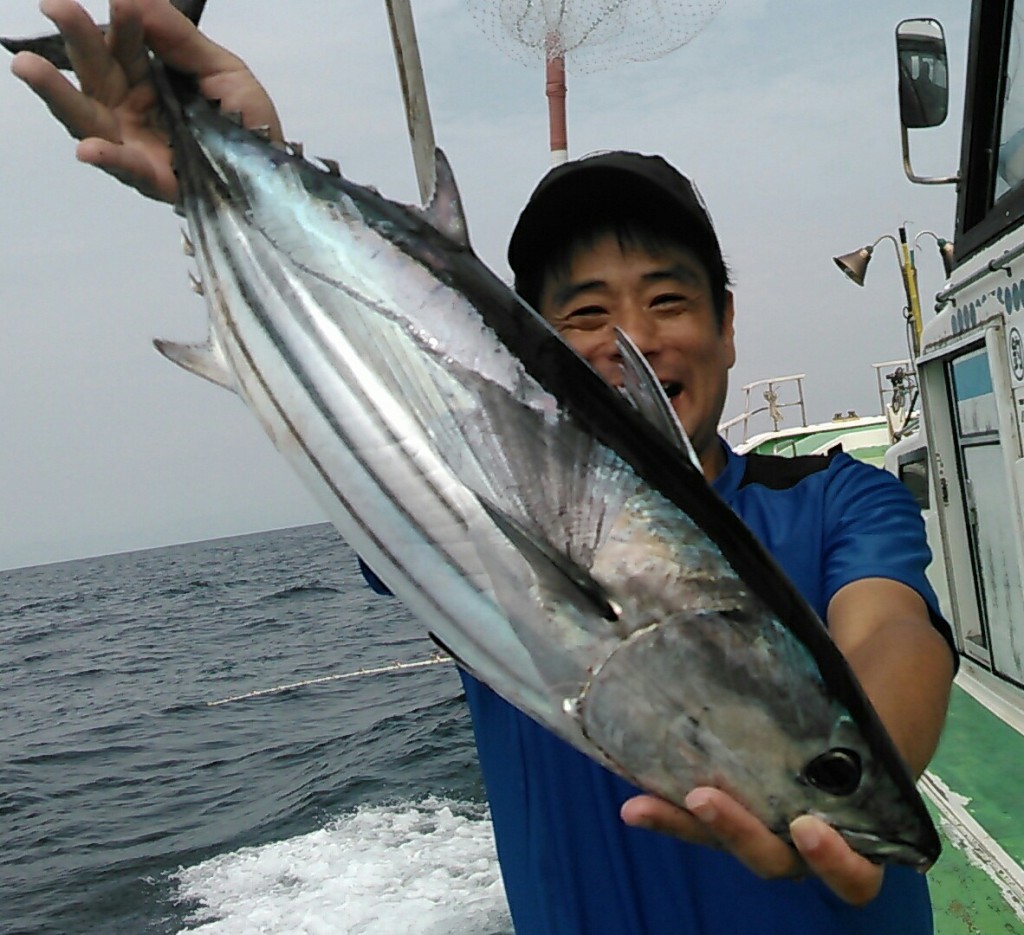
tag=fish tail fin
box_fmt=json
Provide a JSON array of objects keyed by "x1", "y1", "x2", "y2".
[{"x1": 1, "y1": 1, "x2": 208, "y2": 70}]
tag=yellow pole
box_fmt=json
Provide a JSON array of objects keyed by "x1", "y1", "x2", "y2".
[{"x1": 898, "y1": 225, "x2": 924, "y2": 354}]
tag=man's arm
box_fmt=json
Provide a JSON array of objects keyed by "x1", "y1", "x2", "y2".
[
  {"x1": 621, "y1": 576, "x2": 954, "y2": 906},
  {"x1": 828, "y1": 577, "x2": 953, "y2": 778},
  {"x1": 10, "y1": 0, "x2": 281, "y2": 202}
]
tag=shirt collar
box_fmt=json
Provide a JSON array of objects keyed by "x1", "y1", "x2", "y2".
[{"x1": 711, "y1": 437, "x2": 745, "y2": 500}]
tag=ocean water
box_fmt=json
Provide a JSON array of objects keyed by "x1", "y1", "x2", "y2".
[{"x1": 1, "y1": 523, "x2": 513, "y2": 935}]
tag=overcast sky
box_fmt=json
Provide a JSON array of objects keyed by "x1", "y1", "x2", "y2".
[{"x1": 1, "y1": 0, "x2": 969, "y2": 570}]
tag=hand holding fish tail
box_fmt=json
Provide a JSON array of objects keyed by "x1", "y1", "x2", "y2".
[
  {"x1": 620, "y1": 789, "x2": 885, "y2": 905},
  {"x1": 10, "y1": 0, "x2": 281, "y2": 202}
]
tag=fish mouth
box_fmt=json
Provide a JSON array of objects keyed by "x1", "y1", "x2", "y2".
[{"x1": 833, "y1": 827, "x2": 937, "y2": 870}]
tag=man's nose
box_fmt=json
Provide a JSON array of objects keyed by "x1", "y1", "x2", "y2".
[{"x1": 616, "y1": 307, "x2": 662, "y2": 355}]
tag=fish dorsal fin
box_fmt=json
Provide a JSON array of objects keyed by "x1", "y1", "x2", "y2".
[
  {"x1": 614, "y1": 326, "x2": 701, "y2": 471},
  {"x1": 477, "y1": 496, "x2": 620, "y2": 624},
  {"x1": 153, "y1": 337, "x2": 237, "y2": 393},
  {"x1": 421, "y1": 148, "x2": 470, "y2": 248}
]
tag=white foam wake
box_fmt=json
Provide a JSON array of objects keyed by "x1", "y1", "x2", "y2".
[{"x1": 172, "y1": 796, "x2": 512, "y2": 934}]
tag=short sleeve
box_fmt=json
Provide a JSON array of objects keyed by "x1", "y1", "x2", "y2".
[{"x1": 822, "y1": 454, "x2": 956, "y2": 661}]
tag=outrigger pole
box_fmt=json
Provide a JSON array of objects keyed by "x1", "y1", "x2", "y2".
[
  {"x1": 384, "y1": 0, "x2": 438, "y2": 205},
  {"x1": 545, "y1": 36, "x2": 568, "y2": 165}
]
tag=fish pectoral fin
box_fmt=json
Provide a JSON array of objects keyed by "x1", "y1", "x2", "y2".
[
  {"x1": 421, "y1": 149, "x2": 470, "y2": 249},
  {"x1": 614, "y1": 326, "x2": 702, "y2": 472},
  {"x1": 477, "y1": 496, "x2": 620, "y2": 623},
  {"x1": 153, "y1": 337, "x2": 237, "y2": 393}
]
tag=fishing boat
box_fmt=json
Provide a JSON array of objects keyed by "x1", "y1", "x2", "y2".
[{"x1": 719, "y1": 8, "x2": 1024, "y2": 929}]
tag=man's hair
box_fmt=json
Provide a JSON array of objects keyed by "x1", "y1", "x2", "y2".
[
  {"x1": 507, "y1": 152, "x2": 731, "y2": 329},
  {"x1": 512, "y1": 200, "x2": 732, "y2": 329}
]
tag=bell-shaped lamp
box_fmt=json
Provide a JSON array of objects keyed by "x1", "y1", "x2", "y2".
[
  {"x1": 832, "y1": 246, "x2": 874, "y2": 286},
  {"x1": 936, "y1": 238, "x2": 955, "y2": 277}
]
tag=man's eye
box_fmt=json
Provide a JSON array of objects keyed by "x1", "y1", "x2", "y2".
[
  {"x1": 651, "y1": 293, "x2": 686, "y2": 308},
  {"x1": 566, "y1": 305, "x2": 607, "y2": 320}
]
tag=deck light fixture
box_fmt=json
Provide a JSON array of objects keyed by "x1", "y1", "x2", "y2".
[
  {"x1": 832, "y1": 226, "x2": 953, "y2": 355},
  {"x1": 914, "y1": 229, "x2": 956, "y2": 277}
]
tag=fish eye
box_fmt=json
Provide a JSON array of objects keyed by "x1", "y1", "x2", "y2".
[{"x1": 800, "y1": 747, "x2": 863, "y2": 797}]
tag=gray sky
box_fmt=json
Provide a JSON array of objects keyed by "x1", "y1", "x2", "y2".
[{"x1": 1, "y1": 0, "x2": 968, "y2": 570}]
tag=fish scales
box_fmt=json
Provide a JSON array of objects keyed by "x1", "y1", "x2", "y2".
[{"x1": 1, "y1": 17, "x2": 941, "y2": 867}]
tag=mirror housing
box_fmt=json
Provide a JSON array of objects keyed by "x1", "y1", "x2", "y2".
[{"x1": 896, "y1": 18, "x2": 949, "y2": 128}]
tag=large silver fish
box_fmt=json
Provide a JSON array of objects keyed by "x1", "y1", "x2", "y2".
[{"x1": 5, "y1": 17, "x2": 940, "y2": 868}]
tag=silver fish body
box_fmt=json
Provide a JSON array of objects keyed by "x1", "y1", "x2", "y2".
[
  {"x1": 159, "y1": 74, "x2": 938, "y2": 867},
  {"x1": 1, "y1": 19, "x2": 941, "y2": 866}
]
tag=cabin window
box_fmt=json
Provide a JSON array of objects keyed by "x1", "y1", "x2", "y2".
[
  {"x1": 950, "y1": 347, "x2": 999, "y2": 436},
  {"x1": 898, "y1": 450, "x2": 931, "y2": 510},
  {"x1": 955, "y1": 0, "x2": 1024, "y2": 258},
  {"x1": 996, "y1": 6, "x2": 1024, "y2": 199}
]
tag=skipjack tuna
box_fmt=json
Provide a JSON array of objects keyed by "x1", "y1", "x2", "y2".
[{"x1": 4, "y1": 10, "x2": 940, "y2": 868}]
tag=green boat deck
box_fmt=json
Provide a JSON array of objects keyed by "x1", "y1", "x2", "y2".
[{"x1": 924, "y1": 663, "x2": 1024, "y2": 933}]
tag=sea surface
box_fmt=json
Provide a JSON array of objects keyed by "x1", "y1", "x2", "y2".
[{"x1": 1, "y1": 523, "x2": 513, "y2": 935}]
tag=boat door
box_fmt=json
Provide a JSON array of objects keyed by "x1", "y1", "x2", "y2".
[{"x1": 946, "y1": 337, "x2": 1024, "y2": 684}]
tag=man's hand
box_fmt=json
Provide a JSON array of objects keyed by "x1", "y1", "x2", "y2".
[
  {"x1": 620, "y1": 788, "x2": 885, "y2": 905},
  {"x1": 10, "y1": 0, "x2": 282, "y2": 202}
]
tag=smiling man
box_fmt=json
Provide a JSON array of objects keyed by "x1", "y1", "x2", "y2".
[{"x1": 458, "y1": 150, "x2": 957, "y2": 933}]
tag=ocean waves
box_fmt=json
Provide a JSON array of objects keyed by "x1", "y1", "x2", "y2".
[{"x1": 1, "y1": 524, "x2": 508, "y2": 934}]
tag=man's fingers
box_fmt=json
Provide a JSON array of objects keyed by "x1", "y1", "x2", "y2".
[
  {"x1": 77, "y1": 137, "x2": 176, "y2": 201},
  {"x1": 623, "y1": 791, "x2": 886, "y2": 907},
  {"x1": 117, "y1": 0, "x2": 243, "y2": 80},
  {"x1": 11, "y1": 51, "x2": 121, "y2": 143},
  {"x1": 39, "y1": 0, "x2": 116, "y2": 99},
  {"x1": 790, "y1": 816, "x2": 884, "y2": 906},
  {"x1": 115, "y1": 0, "x2": 282, "y2": 137},
  {"x1": 684, "y1": 789, "x2": 805, "y2": 880},
  {"x1": 107, "y1": 0, "x2": 150, "y2": 87},
  {"x1": 620, "y1": 794, "x2": 720, "y2": 848}
]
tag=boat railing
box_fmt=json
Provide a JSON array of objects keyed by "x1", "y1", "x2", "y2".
[
  {"x1": 873, "y1": 359, "x2": 918, "y2": 441},
  {"x1": 720, "y1": 362, "x2": 917, "y2": 445},
  {"x1": 719, "y1": 374, "x2": 808, "y2": 444}
]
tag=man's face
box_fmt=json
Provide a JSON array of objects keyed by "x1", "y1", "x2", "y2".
[{"x1": 538, "y1": 234, "x2": 735, "y2": 480}]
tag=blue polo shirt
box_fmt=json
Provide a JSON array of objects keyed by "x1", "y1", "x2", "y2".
[{"x1": 460, "y1": 441, "x2": 951, "y2": 935}]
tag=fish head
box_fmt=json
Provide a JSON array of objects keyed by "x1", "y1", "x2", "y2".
[
  {"x1": 788, "y1": 716, "x2": 941, "y2": 869},
  {"x1": 566, "y1": 584, "x2": 941, "y2": 870}
]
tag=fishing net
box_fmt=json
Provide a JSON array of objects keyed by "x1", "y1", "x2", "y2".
[{"x1": 465, "y1": 0, "x2": 726, "y2": 74}]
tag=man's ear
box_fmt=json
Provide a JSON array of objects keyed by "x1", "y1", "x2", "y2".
[{"x1": 722, "y1": 291, "x2": 736, "y2": 369}]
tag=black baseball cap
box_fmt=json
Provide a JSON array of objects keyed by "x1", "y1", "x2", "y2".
[{"x1": 507, "y1": 151, "x2": 725, "y2": 294}]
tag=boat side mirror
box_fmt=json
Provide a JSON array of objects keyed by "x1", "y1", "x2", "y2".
[
  {"x1": 896, "y1": 18, "x2": 949, "y2": 129},
  {"x1": 895, "y1": 18, "x2": 957, "y2": 185}
]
